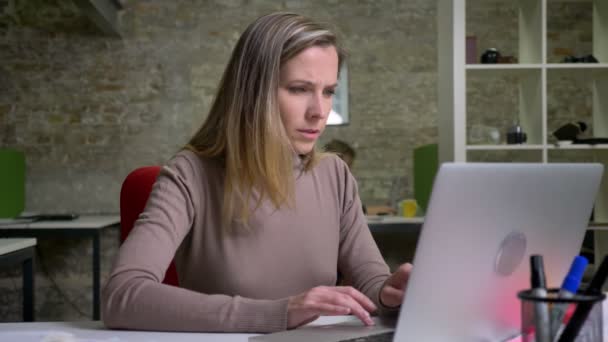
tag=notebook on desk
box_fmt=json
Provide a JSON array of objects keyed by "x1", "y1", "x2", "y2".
[{"x1": 251, "y1": 162, "x2": 603, "y2": 342}]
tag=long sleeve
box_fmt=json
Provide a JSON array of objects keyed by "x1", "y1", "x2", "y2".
[
  {"x1": 335, "y1": 160, "x2": 396, "y2": 314},
  {"x1": 102, "y1": 153, "x2": 289, "y2": 333}
]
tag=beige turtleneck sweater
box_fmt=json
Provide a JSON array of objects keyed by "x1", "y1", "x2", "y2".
[{"x1": 102, "y1": 150, "x2": 391, "y2": 333}]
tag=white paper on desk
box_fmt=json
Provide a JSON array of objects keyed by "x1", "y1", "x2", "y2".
[{"x1": 0, "y1": 331, "x2": 123, "y2": 342}]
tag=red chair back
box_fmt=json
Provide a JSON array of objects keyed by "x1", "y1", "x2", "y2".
[{"x1": 119, "y1": 166, "x2": 179, "y2": 286}]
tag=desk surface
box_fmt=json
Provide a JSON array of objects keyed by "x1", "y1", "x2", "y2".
[
  {"x1": 2, "y1": 215, "x2": 599, "y2": 230},
  {"x1": 0, "y1": 215, "x2": 408, "y2": 230},
  {"x1": 2, "y1": 310, "x2": 606, "y2": 342},
  {"x1": 0, "y1": 238, "x2": 36, "y2": 255},
  {"x1": 0, "y1": 316, "x2": 354, "y2": 342},
  {"x1": 366, "y1": 215, "x2": 423, "y2": 235},
  {"x1": 0, "y1": 215, "x2": 120, "y2": 230},
  {"x1": 366, "y1": 216, "x2": 424, "y2": 224},
  {"x1": 2, "y1": 298, "x2": 608, "y2": 341}
]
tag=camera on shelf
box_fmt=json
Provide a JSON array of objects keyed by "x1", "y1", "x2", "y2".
[{"x1": 506, "y1": 125, "x2": 527, "y2": 145}]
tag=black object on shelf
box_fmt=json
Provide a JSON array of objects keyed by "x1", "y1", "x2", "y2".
[
  {"x1": 553, "y1": 121, "x2": 587, "y2": 141},
  {"x1": 562, "y1": 54, "x2": 598, "y2": 63},
  {"x1": 553, "y1": 122, "x2": 608, "y2": 145},
  {"x1": 506, "y1": 124, "x2": 527, "y2": 144},
  {"x1": 481, "y1": 48, "x2": 501, "y2": 64},
  {"x1": 573, "y1": 138, "x2": 608, "y2": 145}
]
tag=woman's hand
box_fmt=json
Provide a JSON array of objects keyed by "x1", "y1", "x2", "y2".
[
  {"x1": 380, "y1": 263, "x2": 413, "y2": 308},
  {"x1": 287, "y1": 286, "x2": 377, "y2": 329}
]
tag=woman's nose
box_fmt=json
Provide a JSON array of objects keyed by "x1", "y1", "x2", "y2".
[{"x1": 306, "y1": 93, "x2": 329, "y2": 119}]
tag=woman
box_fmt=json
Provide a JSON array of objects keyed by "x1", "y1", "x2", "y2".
[{"x1": 102, "y1": 12, "x2": 412, "y2": 333}]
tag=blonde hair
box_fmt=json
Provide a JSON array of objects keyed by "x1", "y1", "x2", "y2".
[{"x1": 186, "y1": 12, "x2": 345, "y2": 228}]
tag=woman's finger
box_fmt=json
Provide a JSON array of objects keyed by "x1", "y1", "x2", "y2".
[
  {"x1": 306, "y1": 302, "x2": 351, "y2": 316},
  {"x1": 386, "y1": 263, "x2": 413, "y2": 289},
  {"x1": 317, "y1": 290, "x2": 374, "y2": 326},
  {"x1": 381, "y1": 285, "x2": 405, "y2": 307},
  {"x1": 333, "y1": 286, "x2": 377, "y2": 312}
]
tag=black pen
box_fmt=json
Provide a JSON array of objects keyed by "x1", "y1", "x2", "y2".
[
  {"x1": 557, "y1": 254, "x2": 608, "y2": 342},
  {"x1": 530, "y1": 255, "x2": 550, "y2": 342}
]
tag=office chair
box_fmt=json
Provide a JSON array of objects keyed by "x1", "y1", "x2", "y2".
[{"x1": 120, "y1": 166, "x2": 179, "y2": 286}]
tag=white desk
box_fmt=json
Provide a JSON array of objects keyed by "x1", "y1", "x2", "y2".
[
  {"x1": 0, "y1": 316, "x2": 354, "y2": 341},
  {"x1": 1, "y1": 306, "x2": 607, "y2": 342},
  {"x1": 0, "y1": 238, "x2": 37, "y2": 255},
  {"x1": 0, "y1": 238, "x2": 36, "y2": 322},
  {"x1": 0, "y1": 215, "x2": 120, "y2": 320},
  {"x1": 366, "y1": 215, "x2": 423, "y2": 234}
]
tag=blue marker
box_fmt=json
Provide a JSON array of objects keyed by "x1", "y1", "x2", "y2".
[
  {"x1": 558, "y1": 254, "x2": 608, "y2": 342},
  {"x1": 550, "y1": 256, "x2": 588, "y2": 340}
]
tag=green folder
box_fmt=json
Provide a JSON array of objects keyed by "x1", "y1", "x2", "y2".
[
  {"x1": 413, "y1": 144, "x2": 438, "y2": 214},
  {"x1": 0, "y1": 149, "x2": 25, "y2": 218}
]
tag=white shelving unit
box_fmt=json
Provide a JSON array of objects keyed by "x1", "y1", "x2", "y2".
[{"x1": 438, "y1": 0, "x2": 608, "y2": 262}]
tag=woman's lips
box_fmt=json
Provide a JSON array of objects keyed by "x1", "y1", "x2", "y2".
[{"x1": 297, "y1": 129, "x2": 320, "y2": 140}]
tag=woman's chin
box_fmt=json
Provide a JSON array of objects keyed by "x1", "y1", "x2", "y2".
[{"x1": 292, "y1": 142, "x2": 315, "y2": 155}]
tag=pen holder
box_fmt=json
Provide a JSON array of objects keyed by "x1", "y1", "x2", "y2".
[{"x1": 518, "y1": 289, "x2": 605, "y2": 342}]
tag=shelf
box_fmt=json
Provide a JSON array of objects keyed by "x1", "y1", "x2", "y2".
[
  {"x1": 467, "y1": 144, "x2": 608, "y2": 151},
  {"x1": 476, "y1": 0, "x2": 590, "y2": 3},
  {"x1": 466, "y1": 64, "x2": 608, "y2": 71},
  {"x1": 441, "y1": 0, "x2": 608, "y2": 263},
  {"x1": 466, "y1": 144, "x2": 545, "y2": 150},
  {"x1": 547, "y1": 144, "x2": 608, "y2": 150},
  {"x1": 546, "y1": 64, "x2": 608, "y2": 79},
  {"x1": 466, "y1": 65, "x2": 543, "y2": 78},
  {"x1": 440, "y1": 0, "x2": 608, "y2": 160},
  {"x1": 588, "y1": 222, "x2": 608, "y2": 230},
  {"x1": 466, "y1": 64, "x2": 542, "y2": 70},
  {"x1": 549, "y1": 0, "x2": 592, "y2": 3},
  {"x1": 545, "y1": 63, "x2": 608, "y2": 69},
  {"x1": 466, "y1": 66, "x2": 543, "y2": 145}
]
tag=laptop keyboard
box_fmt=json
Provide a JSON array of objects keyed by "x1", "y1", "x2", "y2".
[{"x1": 339, "y1": 331, "x2": 394, "y2": 342}]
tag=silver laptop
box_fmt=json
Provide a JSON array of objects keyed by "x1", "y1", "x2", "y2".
[{"x1": 251, "y1": 163, "x2": 603, "y2": 342}]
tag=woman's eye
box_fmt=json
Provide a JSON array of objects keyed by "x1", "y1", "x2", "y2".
[
  {"x1": 288, "y1": 87, "x2": 307, "y2": 94},
  {"x1": 324, "y1": 89, "x2": 336, "y2": 97}
]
